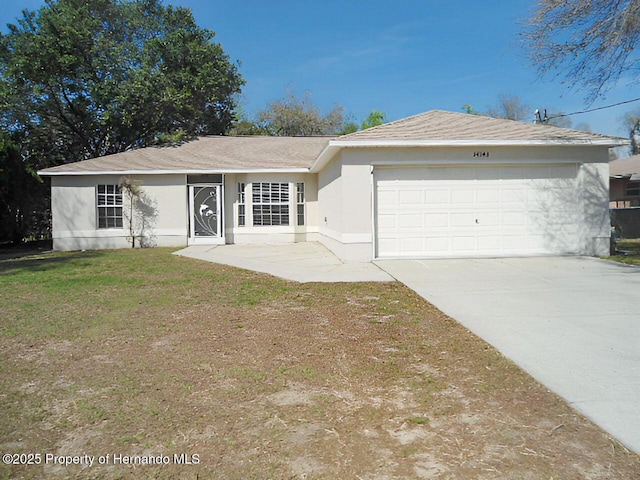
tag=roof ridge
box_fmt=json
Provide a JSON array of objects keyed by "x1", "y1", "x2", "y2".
[
  {"x1": 335, "y1": 108, "x2": 626, "y2": 143},
  {"x1": 338, "y1": 110, "x2": 438, "y2": 138}
]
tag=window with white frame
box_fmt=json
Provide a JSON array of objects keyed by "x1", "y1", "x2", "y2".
[
  {"x1": 252, "y1": 182, "x2": 289, "y2": 226},
  {"x1": 296, "y1": 182, "x2": 305, "y2": 226},
  {"x1": 97, "y1": 184, "x2": 123, "y2": 228},
  {"x1": 237, "y1": 182, "x2": 246, "y2": 226}
]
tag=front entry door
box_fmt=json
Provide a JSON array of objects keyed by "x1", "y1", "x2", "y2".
[{"x1": 189, "y1": 184, "x2": 224, "y2": 245}]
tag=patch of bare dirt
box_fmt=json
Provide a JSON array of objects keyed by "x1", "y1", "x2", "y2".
[{"x1": 2, "y1": 278, "x2": 639, "y2": 479}]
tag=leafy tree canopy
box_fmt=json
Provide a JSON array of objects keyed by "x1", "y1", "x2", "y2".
[
  {"x1": 254, "y1": 91, "x2": 346, "y2": 136},
  {"x1": 361, "y1": 110, "x2": 386, "y2": 130},
  {"x1": 0, "y1": 130, "x2": 47, "y2": 243},
  {"x1": 0, "y1": 0, "x2": 244, "y2": 169}
]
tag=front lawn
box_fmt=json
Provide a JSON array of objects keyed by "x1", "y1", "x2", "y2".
[{"x1": 1, "y1": 248, "x2": 639, "y2": 479}]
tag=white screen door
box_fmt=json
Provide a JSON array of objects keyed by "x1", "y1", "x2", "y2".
[{"x1": 189, "y1": 185, "x2": 224, "y2": 245}]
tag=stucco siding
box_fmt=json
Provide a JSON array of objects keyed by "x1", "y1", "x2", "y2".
[
  {"x1": 51, "y1": 174, "x2": 188, "y2": 251},
  {"x1": 316, "y1": 153, "x2": 374, "y2": 261},
  {"x1": 226, "y1": 172, "x2": 318, "y2": 245},
  {"x1": 338, "y1": 145, "x2": 607, "y2": 166},
  {"x1": 578, "y1": 163, "x2": 611, "y2": 255}
]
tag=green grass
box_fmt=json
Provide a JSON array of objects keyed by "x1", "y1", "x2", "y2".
[
  {"x1": 609, "y1": 238, "x2": 640, "y2": 266},
  {"x1": 407, "y1": 416, "x2": 429, "y2": 425},
  {"x1": 0, "y1": 248, "x2": 291, "y2": 340}
]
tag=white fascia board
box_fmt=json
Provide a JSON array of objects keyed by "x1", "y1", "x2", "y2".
[
  {"x1": 309, "y1": 143, "x2": 341, "y2": 172},
  {"x1": 38, "y1": 168, "x2": 311, "y2": 176},
  {"x1": 332, "y1": 139, "x2": 628, "y2": 148}
]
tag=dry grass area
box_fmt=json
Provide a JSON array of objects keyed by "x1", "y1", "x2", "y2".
[{"x1": 1, "y1": 248, "x2": 639, "y2": 479}]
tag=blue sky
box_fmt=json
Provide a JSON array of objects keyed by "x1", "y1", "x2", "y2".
[{"x1": 2, "y1": 0, "x2": 639, "y2": 139}]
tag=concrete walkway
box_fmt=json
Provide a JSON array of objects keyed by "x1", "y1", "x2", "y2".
[
  {"x1": 376, "y1": 256, "x2": 640, "y2": 454},
  {"x1": 174, "y1": 242, "x2": 393, "y2": 283}
]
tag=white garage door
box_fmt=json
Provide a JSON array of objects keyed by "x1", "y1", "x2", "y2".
[{"x1": 375, "y1": 165, "x2": 581, "y2": 258}]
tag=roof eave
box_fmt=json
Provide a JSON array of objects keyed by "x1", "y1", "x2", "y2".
[
  {"x1": 309, "y1": 143, "x2": 341, "y2": 173},
  {"x1": 38, "y1": 167, "x2": 311, "y2": 176}
]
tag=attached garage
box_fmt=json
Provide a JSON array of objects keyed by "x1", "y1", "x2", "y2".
[
  {"x1": 313, "y1": 110, "x2": 626, "y2": 261},
  {"x1": 375, "y1": 164, "x2": 581, "y2": 258}
]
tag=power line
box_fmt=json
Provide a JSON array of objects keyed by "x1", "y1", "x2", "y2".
[{"x1": 547, "y1": 97, "x2": 640, "y2": 120}]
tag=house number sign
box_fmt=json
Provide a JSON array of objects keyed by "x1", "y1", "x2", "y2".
[{"x1": 473, "y1": 151, "x2": 490, "y2": 158}]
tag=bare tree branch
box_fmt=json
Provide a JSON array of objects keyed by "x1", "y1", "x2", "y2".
[{"x1": 522, "y1": 0, "x2": 640, "y2": 103}]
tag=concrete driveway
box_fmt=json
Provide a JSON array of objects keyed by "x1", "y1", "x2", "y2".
[{"x1": 376, "y1": 256, "x2": 640, "y2": 454}]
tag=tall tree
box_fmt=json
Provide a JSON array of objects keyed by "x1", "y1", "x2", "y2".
[
  {"x1": 0, "y1": 0, "x2": 244, "y2": 170},
  {"x1": 485, "y1": 94, "x2": 531, "y2": 121},
  {"x1": 522, "y1": 0, "x2": 640, "y2": 102},
  {"x1": 256, "y1": 91, "x2": 347, "y2": 136},
  {"x1": 0, "y1": 132, "x2": 48, "y2": 244},
  {"x1": 361, "y1": 110, "x2": 386, "y2": 130},
  {"x1": 621, "y1": 108, "x2": 640, "y2": 155}
]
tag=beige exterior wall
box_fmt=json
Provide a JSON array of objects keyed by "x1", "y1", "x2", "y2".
[
  {"x1": 51, "y1": 174, "x2": 188, "y2": 251},
  {"x1": 316, "y1": 145, "x2": 613, "y2": 261},
  {"x1": 49, "y1": 144, "x2": 613, "y2": 259},
  {"x1": 224, "y1": 172, "x2": 318, "y2": 245},
  {"x1": 316, "y1": 151, "x2": 374, "y2": 261},
  {"x1": 577, "y1": 162, "x2": 610, "y2": 256},
  {"x1": 52, "y1": 172, "x2": 319, "y2": 251}
]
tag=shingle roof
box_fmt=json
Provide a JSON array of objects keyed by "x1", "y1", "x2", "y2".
[
  {"x1": 39, "y1": 136, "x2": 333, "y2": 175},
  {"x1": 610, "y1": 155, "x2": 640, "y2": 177},
  {"x1": 39, "y1": 110, "x2": 628, "y2": 176},
  {"x1": 335, "y1": 109, "x2": 626, "y2": 145}
]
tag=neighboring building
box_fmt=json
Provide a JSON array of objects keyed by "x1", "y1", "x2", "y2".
[
  {"x1": 38, "y1": 110, "x2": 627, "y2": 260},
  {"x1": 610, "y1": 155, "x2": 640, "y2": 238},
  {"x1": 610, "y1": 155, "x2": 640, "y2": 208}
]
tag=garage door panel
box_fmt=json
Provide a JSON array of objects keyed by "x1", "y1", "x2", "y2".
[
  {"x1": 425, "y1": 213, "x2": 449, "y2": 227},
  {"x1": 377, "y1": 238, "x2": 397, "y2": 254},
  {"x1": 451, "y1": 212, "x2": 476, "y2": 226},
  {"x1": 425, "y1": 237, "x2": 449, "y2": 252},
  {"x1": 502, "y1": 234, "x2": 528, "y2": 250},
  {"x1": 399, "y1": 236, "x2": 424, "y2": 252},
  {"x1": 377, "y1": 213, "x2": 396, "y2": 229},
  {"x1": 398, "y1": 213, "x2": 423, "y2": 229},
  {"x1": 452, "y1": 236, "x2": 476, "y2": 251},
  {"x1": 451, "y1": 189, "x2": 474, "y2": 204},
  {"x1": 375, "y1": 164, "x2": 581, "y2": 258},
  {"x1": 477, "y1": 189, "x2": 500, "y2": 203},
  {"x1": 502, "y1": 211, "x2": 527, "y2": 226},
  {"x1": 377, "y1": 190, "x2": 397, "y2": 207},
  {"x1": 426, "y1": 190, "x2": 450, "y2": 203},
  {"x1": 501, "y1": 188, "x2": 526, "y2": 204},
  {"x1": 477, "y1": 235, "x2": 502, "y2": 250},
  {"x1": 398, "y1": 190, "x2": 423, "y2": 205},
  {"x1": 476, "y1": 212, "x2": 500, "y2": 226}
]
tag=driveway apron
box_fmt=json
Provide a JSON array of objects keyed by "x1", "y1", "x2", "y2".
[{"x1": 376, "y1": 256, "x2": 640, "y2": 454}]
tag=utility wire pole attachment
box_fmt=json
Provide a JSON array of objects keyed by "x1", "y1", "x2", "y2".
[{"x1": 534, "y1": 109, "x2": 549, "y2": 124}]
